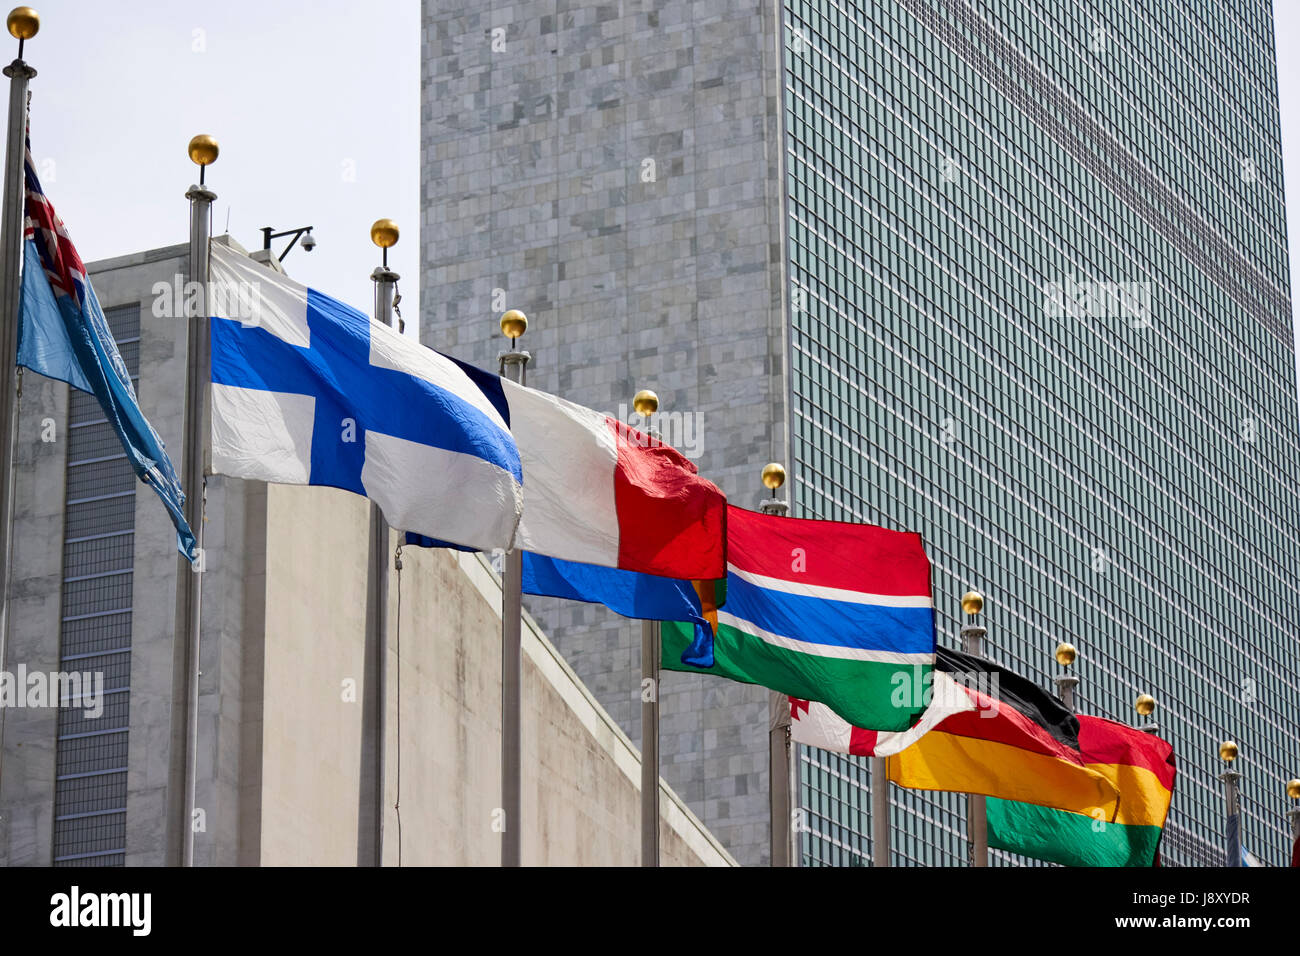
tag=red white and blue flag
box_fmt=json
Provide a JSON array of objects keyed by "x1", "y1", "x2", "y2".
[
  {"x1": 17, "y1": 130, "x2": 196, "y2": 559},
  {"x1": 663, "y1": 506, "x2": 935, "y2": 731}
]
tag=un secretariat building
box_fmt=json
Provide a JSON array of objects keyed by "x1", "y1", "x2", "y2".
[{"x1": 422, "y1": 0, "x2": 1300, "y2": 866}]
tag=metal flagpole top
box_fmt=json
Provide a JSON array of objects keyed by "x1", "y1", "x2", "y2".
[
  {"x1": 1218, "y1": 740, "x2": 1241, "y2": 783},
  {"x1": 187, "y1": 134, "x2": 218, "y2": 190},
  {"x1": 633, "y1": 388, "x2": 658, "y2": 417},
  {"x1": 634, "y1": 388, "x2": 660, "y2": 442},
  {"x1": 500, "y1": 308, "x2": 527, "y2": 340},
  {"x1": 6, "y1": 6, "x2": 37, "y2": 66},
  {"x1": 371, "y1": 217, "x2": 399, "y2": 271},
  {"x1": 370, "y1": 219, "x2": 400, "y2": 331},
  {"x1": 759, "y1": 462, "x2": 788, "y2": 516},
  {"x1": 1053, "y1": 642, "x2": 1078, "y2": 712},
  {"x1": 959, "y1": 591, "x2": 985, "y2": 656},
  {"x1": 1135, "y1": 693, "x2": 1158, "y2": 734},
  {"x1": 498, "y1": 310, "x2": 530, "y2": 374}
]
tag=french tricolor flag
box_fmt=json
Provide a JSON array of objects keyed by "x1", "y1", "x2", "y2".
[{"x1": 487, "y1": 375, "x2": 726, "y2": 579}]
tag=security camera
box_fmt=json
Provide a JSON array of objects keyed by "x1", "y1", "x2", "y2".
[{"x1": 301, "y1": 231, "x2": 316, "y2": 252}]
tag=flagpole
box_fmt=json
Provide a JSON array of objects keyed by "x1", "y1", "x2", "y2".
[
  {"x1": 365, "y1": 218, "x2": 399, "y2": 866},
  {"x1": 870, "y1": 756, "x2": 889, "y2": 866},
  {"x1": 1135, "y1": 693, "x2": 1157, "y2": 735},
  {"x1": 759, "y1": 463, "x2": 795, "y2": 867},
  {"x1": 1219, "y1": 740, "x2": 1242, "y2": 867},
  {"x1": 498, "y1": 308, "x2": 528, "y2": 867},
  {"x1": 633, "y1": 389, "x2": 662, "y2": 867},
  {"x1": 1053, "y1": 642, "x2": 1077, "y2": 713},
  {"x1": 0, "y1": 10, "x2": 38, "y2": 773},
  {"x1": 1286, "y1": 779, "x2": 1300, "y2": 865},
  {"x1": 960, "y1": 590, "x2": 987, "y2": 867},
  {"x1": 174, "y1": 135, "x2": 217, "y2": 867}
]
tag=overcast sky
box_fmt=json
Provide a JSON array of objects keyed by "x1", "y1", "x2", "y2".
[
  {"x1": 11, "y1": 2, "x2": 1300, "y2": 395},
  {"x1": 16, "y1": 0, "x2": 420, "y2": 326}
]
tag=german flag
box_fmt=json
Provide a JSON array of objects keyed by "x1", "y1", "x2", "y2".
[
  {"x1": 883, "y1": 649, "x2": 1119, "y2": 817},
  {"x1": 986, "y1": 716, "x2": 1176, "y2": 866}
]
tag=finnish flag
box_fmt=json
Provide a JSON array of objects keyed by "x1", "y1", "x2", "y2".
[{"x1": 208, "y1": 244, "x2": 522, "y2": 551}]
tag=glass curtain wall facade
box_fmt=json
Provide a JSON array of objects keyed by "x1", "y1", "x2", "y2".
[{"x1": 783, "y1": 0, "x2": 1300, "y2": 865}]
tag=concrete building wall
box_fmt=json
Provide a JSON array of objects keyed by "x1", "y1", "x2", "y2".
[
  {"x1": 254, "y1": 518, "x2": 731, "y2": 867},
  {"x1": 0, "y1": 372, "x2": 69, "y2": 865},
  {"x1": 255, "y1": 484, "x2": 372, "y2": 865},
  {"x1": 376, "y1": 543, "x2": 729, "y2": 866},
  {"x1": 421, "y1": 0, "x2": 791, "y2": 866}
]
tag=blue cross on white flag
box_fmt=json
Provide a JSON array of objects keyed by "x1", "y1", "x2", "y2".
[{"x1": 207, "y1": 243, "x2": 522, "y2": 550}]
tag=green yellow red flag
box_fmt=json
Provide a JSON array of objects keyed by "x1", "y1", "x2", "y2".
[{"x1": 985, "y1": 715, "x2": 1176, "y2": 866}]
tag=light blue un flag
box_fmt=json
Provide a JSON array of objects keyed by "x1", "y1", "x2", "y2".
[{"x1": 17, "y1": 133, "x2": 196, "y2": 560}]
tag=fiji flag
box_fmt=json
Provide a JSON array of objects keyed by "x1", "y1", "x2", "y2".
[{"x1": 17, "y1": 133, "x2": 197, "y2": 559}]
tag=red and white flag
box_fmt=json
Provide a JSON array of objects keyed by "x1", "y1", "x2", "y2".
[{"x1": 790, "y1": 670, "x2": 977, "y2": 757}]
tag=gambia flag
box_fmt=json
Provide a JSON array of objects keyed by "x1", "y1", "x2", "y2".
[
  {"x1": 985, "y1": 715, "x2": 1176, "y2": 867},
  {"x1": 662, "y1": 505, "x2": 934, "y2": 732}
]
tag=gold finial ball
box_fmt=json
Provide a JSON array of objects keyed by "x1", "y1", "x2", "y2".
[
  {"x1": 7, "y1": 7, "x2": 38, "y2": 41},
  {"x1": 633, "y1": 389, "x2": 659, "y2": 416},
  {"x1": 1219, "y1": 741, "x2": 1239, "y2": 763},
  {"x1": 1135, "y1": 693, "x2": 1156, "y2": 717},
  {"x1": 499, "y1": 309, "x2": 527, "y2": 340},
  {"x1": 761, "y1": 462, "x2": 786, "y2": 491},
  {"x1": 1054, "y1": 642, "x2": 1077, "y2": 667},
  {"x1": 1287, "y1": 779, "x2": 1300, "y2": 800},
  {"x1": 961, "y1": 590, "x2": 984, "y2": 616},
  {"x1": 187, "y1": 134, "x2": 219, "y2": 168},
  {"x1": 370, "y1": 218, "x2": 399, "y2": 249}
]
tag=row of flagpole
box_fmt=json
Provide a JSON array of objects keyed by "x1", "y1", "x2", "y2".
[
  {"x1": 175, "y1": 142, "x2": 1300, "y2": 875},
  {"x1": 855, "y1": 586, "x2": 1300, "y2": 868}
]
